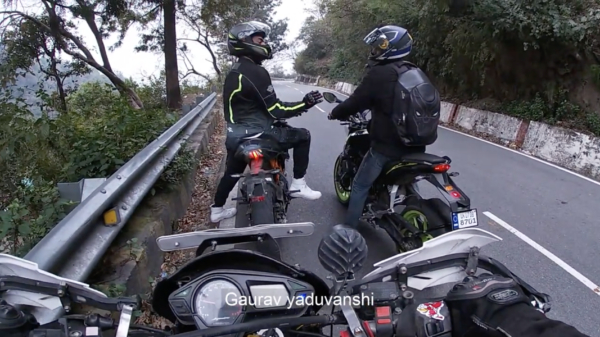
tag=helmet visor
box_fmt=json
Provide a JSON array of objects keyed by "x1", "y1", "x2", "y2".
[
  {"x1": 363, "y1": 28, "x2": 389, "y2": 58},
  {"x1": 244, "y1": 21, "x2": 272, "y2": 40}
]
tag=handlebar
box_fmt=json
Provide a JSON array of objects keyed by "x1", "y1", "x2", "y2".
[
  {"x1": 5, "y1": 240, "x2": 550, "y2": 337},
  {"x1": 337, "y1": 112, "x2": 368, "y2": 127},
  {"x1": 177, "y1": 314, "x2": 344, "y2": 337},
  {"x1": 25, "y1": 307, "x2": 435, "y2": 337}
]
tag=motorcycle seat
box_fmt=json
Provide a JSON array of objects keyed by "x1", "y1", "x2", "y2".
[{"x1": 398, "y1": 152, "x2": 447, "y2": 165}]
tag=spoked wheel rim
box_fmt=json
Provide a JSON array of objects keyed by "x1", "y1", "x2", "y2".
[
  {"x1": 399, "y1": 209, "x2": 434, "y2": 252},
  {"x1": 334, "y1": 156, "x2": 350, "y2": 202}
]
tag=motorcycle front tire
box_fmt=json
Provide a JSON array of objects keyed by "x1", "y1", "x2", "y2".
[{"x1": 333, "y1": 154, "x2": 351, "y2": 206}]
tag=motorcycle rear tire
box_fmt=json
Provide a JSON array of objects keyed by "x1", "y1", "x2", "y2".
[
  {"x1": 248, "y1": 183, "x2": 280, "y2": 259},
  {"x1": 249, "y1": 183, "x2": 276, "y2": 224},
  {"x1": 399, "y1": 198, "x2": 449, "y2": 237}
]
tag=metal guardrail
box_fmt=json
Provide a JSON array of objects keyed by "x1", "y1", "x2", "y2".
[
  {"x1": 295, "y1": 74, "x2": 319, "y2": 85},
  {"x1": 271, "y1": 77, "x2": 295, "y2": 81},
  {"x1": 24, "y1": 93, "x2": 217, "y2": 284}
]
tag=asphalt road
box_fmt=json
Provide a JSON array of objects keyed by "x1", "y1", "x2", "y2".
[{"x1": 232, "y1": 80, "x2": 600, "y2": 336}]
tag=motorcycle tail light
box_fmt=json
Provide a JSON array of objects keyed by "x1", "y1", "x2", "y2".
[
  {"x1": 247, "y1": 149, "x2": 263, "y2": 160},
  {"x1": 248, "y1": 149, "x2": 263, "y2": 174},
  {"x1": 449, "y1": 191, "x2": 461, "y2": 199},
  {"x1": 433, "y1": 163, "x2": 450, "y2": 172}
]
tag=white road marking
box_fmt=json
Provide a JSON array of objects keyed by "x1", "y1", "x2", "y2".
[
  {"x1": 315, "y1": 106, "x2": 325, "y2": 112},
  {"x1": 289, "y1": 82, "x2": 600, "y2": 188},
  {"x1": 484, "y1": 211, "x2": 600, "y2": 296}
]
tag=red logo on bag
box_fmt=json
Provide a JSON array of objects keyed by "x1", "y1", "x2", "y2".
[{"x1": 416, "y1": 301, "x2": 445, "y2": 320}]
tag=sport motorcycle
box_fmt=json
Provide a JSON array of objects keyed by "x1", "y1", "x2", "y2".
[
  {"x1": 0, "y1": 223, "x2": 551, "y2": 337},
  {"x1": 231, "y1": 120, "x2": 295, "y2": 226},
  {"x1": 323, "y1": 92, "x2": 477, "y2": 253}
]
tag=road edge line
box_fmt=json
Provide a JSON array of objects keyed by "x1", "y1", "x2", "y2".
[{"x1": 483, "y1": 211, "x2": 600, "y2": 296}]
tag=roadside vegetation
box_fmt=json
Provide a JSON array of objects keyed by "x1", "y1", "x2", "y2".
[
  {"x1": 0, "y1": 0, "x2": 294, "y2": 256},
  {"x1": 294, "y1": 0, "x2": 600, "y2": 136}
]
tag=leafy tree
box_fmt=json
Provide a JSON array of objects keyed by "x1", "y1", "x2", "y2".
[
  {"x1": 295, "y1": 0, "x2": 600, "y2": 135},
  {"x1": 293, "y1": 14, "x2": 334, "y2": 76},
  {"x1": 1, "y1": 0, "x2": 145, "y2": 109},
  {"x1": 0, "y1": 17, "x2": 90, "y2": 112}
]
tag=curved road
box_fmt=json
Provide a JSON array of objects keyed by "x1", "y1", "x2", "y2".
[{"x1": 232, "y1": 80, "x2": 600, "y2": 336}]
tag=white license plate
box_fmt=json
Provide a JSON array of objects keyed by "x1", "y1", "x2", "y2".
[{"x1": 452, "y1": 209, "x2": 478, "y2": 230}]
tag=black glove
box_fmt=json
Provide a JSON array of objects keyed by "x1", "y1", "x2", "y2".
[
  {"x1": 327, "y1": 113, "x2": 335, "y2": 120},
  {"x1": 446, "y1": 274, "x2": 531, "y2": 337},
  {"x1": 303, "y1": 90, "x2": 323, "y2": 108}
]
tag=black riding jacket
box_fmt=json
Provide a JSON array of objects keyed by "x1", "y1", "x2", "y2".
[
  {"x1": 490, "y1": 303, "x2": 589, "y2": 337},
  {"x1": 222, "y1": 57, "x2": 308, "y2": 135},
  {"x1": 330, "y1": 60, "x2": 423, "y2": 158}
]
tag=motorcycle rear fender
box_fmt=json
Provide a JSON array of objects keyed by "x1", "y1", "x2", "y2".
[
  {"x1": 425, "y1": 173, "x2": 470, "y2": 212},
  {"x1": 241, "y1": 173, "x2": 274, "y2": 200}
]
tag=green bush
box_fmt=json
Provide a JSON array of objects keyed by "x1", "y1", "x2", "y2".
[{"x1": 0, "y1": 77, "x2": 204, "y2": 256}]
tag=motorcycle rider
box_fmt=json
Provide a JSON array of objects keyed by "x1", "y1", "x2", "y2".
[
  {"x1": 210, "y1": 21, "x2": 324, "y2": 223},
  {"x1": 444, "y1": 274, "x2": 588, "y2": 337},
  {"x1": 327, "y1": 25, "x2": 429, "y2": 228}
]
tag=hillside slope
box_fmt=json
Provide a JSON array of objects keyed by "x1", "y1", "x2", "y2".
[{"x1": 295, "y1": 0, "x2": 600, "y2": 136}]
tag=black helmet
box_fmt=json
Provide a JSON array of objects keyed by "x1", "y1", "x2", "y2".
[
  {"x1": 227, "y1": 21, "x2": 273, "y2": 62},
  {"x1": 363, "y1": 25, "x2": 413, "y2": 63}
]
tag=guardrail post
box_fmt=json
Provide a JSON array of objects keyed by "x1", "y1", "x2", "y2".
[{"x1": 57, "y1": 178, "x2": 107, "y2": 213}]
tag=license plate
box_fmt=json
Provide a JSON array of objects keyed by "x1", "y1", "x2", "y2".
[{"x1": 451, "y1": 209, "x2": 478, "y2": 230}]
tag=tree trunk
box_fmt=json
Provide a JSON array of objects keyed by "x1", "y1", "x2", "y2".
[{"x1": 164, "y1": 0, "x2": 182, "y2": 110}]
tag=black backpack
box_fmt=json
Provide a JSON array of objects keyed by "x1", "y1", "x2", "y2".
[{"x1": 390, "y1": 61, "x2": 440, "y2": 146}]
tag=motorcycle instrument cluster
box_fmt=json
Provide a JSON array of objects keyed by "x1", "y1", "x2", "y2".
[
  {"x1": 194, "y1": 279, "x2": 242, "y2": 326},
  {"x1": 167, "y1": 270, "x2": 316, "y2": 329}
]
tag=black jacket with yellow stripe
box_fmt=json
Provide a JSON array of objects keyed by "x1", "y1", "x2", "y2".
[{"x1": 222, "y1": 57, "x2": 307, "y2": 135}]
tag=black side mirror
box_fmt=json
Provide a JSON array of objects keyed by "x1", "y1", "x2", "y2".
[
  {"x1": 322, "y1": 92, "x2": 340, "y2": 103},
  {"x1": 317, "y1": 224, "x2": 367, "y2": 281}
]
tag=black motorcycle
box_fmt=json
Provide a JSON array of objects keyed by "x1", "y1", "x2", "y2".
[
  {"x1": 1, "y1": 225, "x2": 551, "y2": 337},
  {"x1": 323, "y1": 92, "x2": 476, "y2": 253},
  {"x1": 231, "y1": 121, "x2": 296, "y2": 225}
]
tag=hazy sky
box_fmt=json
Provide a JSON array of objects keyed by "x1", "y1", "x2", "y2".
[{"x1": 84, "y1": 0, "x2": 313, "y2": 81}]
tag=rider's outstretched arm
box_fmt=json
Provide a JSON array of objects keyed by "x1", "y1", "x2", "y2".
[
  {"x1": 330, "y1": 65, "x2": 395, "y2": 120},
  {"x1": 245, "y1": 67, "x2": 308, "y2": 119},
  {"x1": 495, "y1": 305, "x2": 589, "y2": 337}
]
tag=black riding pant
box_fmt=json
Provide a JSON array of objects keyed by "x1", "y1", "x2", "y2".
[{"x1": 213, "y1": 126, "x2": 312, "y2": 207}]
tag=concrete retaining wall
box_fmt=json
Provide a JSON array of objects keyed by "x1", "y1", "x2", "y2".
[
  {"x1": 307, "y1": 79, "x2": 600, "y2": 181},
  {"x1": 522, "y1": 122, "x2": 600, "y2": 178},
  {"x1": 454, "y1": 106, "x2": 523, "y2": 145}
]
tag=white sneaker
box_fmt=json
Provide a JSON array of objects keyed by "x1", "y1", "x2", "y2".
[
  {"x1": 210, "y1": 205, "x2": 237, "y2": 222},
  {"x1": 289, "y1": 177, "x2": 322, "y2": 200}
]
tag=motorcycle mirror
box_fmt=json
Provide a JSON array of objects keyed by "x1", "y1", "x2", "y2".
[
  {"x1": 317, "y1": 224, "x2": 367, "y2": 281},
  {"x1": 322, "y1": 92, "x2": 340, "y2": 103}
]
